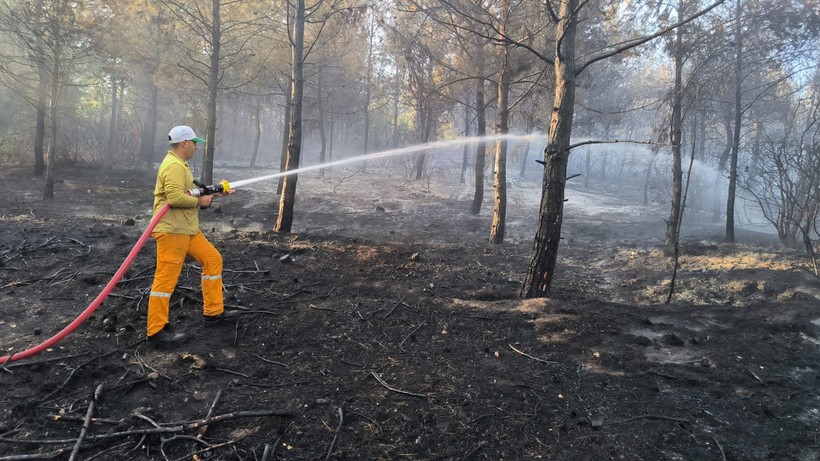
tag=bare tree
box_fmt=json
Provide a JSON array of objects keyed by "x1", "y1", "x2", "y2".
[
  {"x1": 275, "y1": 0, "x2": 306, "y2": 233},
  {"x1": 520, "y1": 0, "x2": 726, "y2": 298},
  {"x1": 157, "y1": 0, "x2": 270, "y2": 184}
]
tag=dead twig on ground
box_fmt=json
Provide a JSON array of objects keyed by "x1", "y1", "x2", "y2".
[
  {"x1": 0, "y1": 448, "x2": 69, "y2": 459},
  {"x1": 251, "y1": 353, "x2": 288, "y2": 368},
  {"x1": 399, "y1": 318, "x2": 428, "y2": 352},
  {"x1": 711, "y1": 433, "x2": 727, "y2": 461},
  {"x1": 508, "y1": 344, "x2": 559, "y2": 364},
  {"x1": 192, "y1": 389, "x2": 223, "y2": 461},
  {"x1": 0, "y1": 410, "x2": 295, "y2": 445},
  {"x1": 68, "y1": 383, "x2": 104, "y2": 461},
  {"x1": 214, "y1": 368, "x2": 251, "y2": 378},
  {"x1": 6, "y1": 352, "x2": 90, "y2": 369},
  {"x1": 381, "y1": 299, "x2": 408, "y2": 319},
  {"x1": 41, "y1": 339, "x2": 143, "y2": 403},
  {"x1": 324, "y1": 406, "x2": 344, "y2": 461},
  {"x1": 459, "y1": 440, "x2": 488, "y2": 461},
  {"x1": 171, "y1": 440, "x2": 236, "y2": 461},
  {"x1": 607, "y1": 414, "x2": 692, "y2": 425},
  {"x1": 370, "y1": 372, "x2": 427, "y2": 398},
  {"x1": 309, "y1": 303, "x2": 338, "y2": 312}
]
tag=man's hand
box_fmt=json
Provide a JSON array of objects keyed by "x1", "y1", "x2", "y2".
[
  {"x1": 212, "y1": 189, "x2": 236, "y2": 199},
  {"x1": 198, "y1": 195, "x2": 214, "y2": 208}
]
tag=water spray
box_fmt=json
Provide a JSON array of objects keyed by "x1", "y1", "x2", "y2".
[{"x1": 0, "y1": 133, "x2": 545, "y2": 364}]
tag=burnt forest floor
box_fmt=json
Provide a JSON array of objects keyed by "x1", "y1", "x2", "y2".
[{"x1": 1, "y1": 163, "x2": 820, "y2": 461}]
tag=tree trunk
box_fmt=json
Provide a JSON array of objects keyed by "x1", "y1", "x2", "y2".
[
  {"x1": 725, "y1": 0, "x2": 742, "y2": 243},
  {"x1": 34, "y1": 64, "x2": 47, "y2": 176},
  {"x1": 44, "y1": 47, "x2": 61, "y2": 200},
  {"x1": 392, "y1": 65, "x2": 401, "y2": 148},
  {"x1": 107, "y1": 76, "x2": 118, "y2": 164},
  {"x1": 317, "y1": 65, "x2": 327, "y2": 178},
  {"x1": 470, "y1": 76, "x2": 486, "y2": 215},
  {"x1": 490, "y1": 2, "x2": 510, "y2": 245},
  {"x1": 361, "y1": 12, "x2": 374, "y2": 172},
  {"x1": 202, "y1": 0, "x2": 221, "y2": 185},
  {"x1": 665, "y1": 18, "x2": 684, "y2": 245},
  {"x1": 520, "y1": 0, "x2": 577, "y2": 298},
  {"x1": 275, "y1": 0, "x2": 304, "y2": 233},
  {"x1": 460, "y1": 103, "x2": 470, "y2": 184},
  {"x1": 139, "y1": 74, "x2": 158, "y2": 166},
  {"x1": 277, "y1": 87, "x2": 292, "y2": 194},
  {"x1": 250, "y1": 99, "x2": 262, "y2": 167}
]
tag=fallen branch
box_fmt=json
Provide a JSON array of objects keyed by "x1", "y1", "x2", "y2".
[
  {"x1": 0, "y1": 448, "x2": 68, "y2": 460},
  {"x1": 0, "y1": 409, "x2": 295, "y2": 445},
  {"x1": 370, "y1": 372, "x2": 427, "y2": 398},
  {"x1": 68, "y1": 383, "x2": 104, "y2": 461},
  {"x1": 193, "y1": 388, "x2": 224, "y2": 460}
]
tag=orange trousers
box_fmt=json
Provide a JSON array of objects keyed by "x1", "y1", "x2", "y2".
[{"x1": 147, "y1": 231, "x2": 224, "y2": 336}]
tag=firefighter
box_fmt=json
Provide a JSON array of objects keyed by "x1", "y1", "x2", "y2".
[{"x1": 147, "y1": 125, "x2": 239, "y2": 345}]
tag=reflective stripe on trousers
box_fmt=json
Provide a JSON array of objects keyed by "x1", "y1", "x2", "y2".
[{"x1": 147, "y1": 231, "x2": 224, "y2": 336}]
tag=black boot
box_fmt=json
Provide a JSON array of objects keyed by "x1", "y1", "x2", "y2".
[
  {"x1": 204, "y1": 309, "x2": 243, "y2": 325},
  {"x1": 148, "y1": 325, "x2": 190, "y2": 346}
]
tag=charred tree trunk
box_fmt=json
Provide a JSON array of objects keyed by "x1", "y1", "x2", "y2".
[
  {"x1": 107, "y1": 77, "x2": 118, "y2": 163},
  {"x1": 520, "y1": 0, "x2": 577, "y2": 298},
  {"x1": 201, "y1": 0, "x2": 221, "y2": 185},
  {"x1": 490, "y1": 2, "x2": 510, "y2": 245},
  {"x1": 470, "y1": 76, "x2": 486, "y2": 215},
  {"x1": 317, "y1": 65, "x2": 327, "y2": 178},
  {"x1": 725, "y1": 0, "x2": 742, "y2": 243},
  {"x1": 361, "y1": 12, "x2": 374, "y2": 172},
  {"x1": 665, "y1": 19, "x2": 684, "y2": 245},
  {"x1": 275, "y1": 0, "x2": 304, "y2": 233},
  {"x1": 460, "y1": 102, "x2": 470, "y2": 184},
  {"x1": 250, "y1": 99, "x2": 262, "y2": 168},
  {"x1": 44, "y1": 46, "x2": 60, "y2": 200},
  {"x1": 277, "y1": 88, "x2": 292, "y2": 194},
  {"x1": 139, "y1": 75, "x2": 158, "y2": 166},
  {"x1": 34, "y1": 63, "x2": 47, "y2": 176}
]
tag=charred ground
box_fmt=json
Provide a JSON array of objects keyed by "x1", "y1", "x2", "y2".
[{"x1": 1, "y1": 164, "x2": 819, "y2": 460}]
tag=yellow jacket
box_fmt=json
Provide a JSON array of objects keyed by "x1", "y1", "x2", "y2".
[{"x1": 153, "y1": 151, "x2": 200, "y2": 234}]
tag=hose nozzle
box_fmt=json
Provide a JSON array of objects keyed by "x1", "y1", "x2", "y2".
[{"x1": 188, "y1": 179, "x2": 231, "y2": 197}]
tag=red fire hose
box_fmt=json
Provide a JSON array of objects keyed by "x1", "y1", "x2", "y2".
[{"x1": 0, "y1": 204, "x2": 171, "y2": 365}]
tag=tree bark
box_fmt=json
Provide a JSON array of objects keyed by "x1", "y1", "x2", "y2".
[
  {"x1": 201, "y1": 0, "x2": 221, "y2": 185},
  {"x1": 725, "y1": 0, "x2": 742, "y2": 243},
  {"x1": 460, "y1": 102, "x2": 470, "y2": 184},
  {"x1": 107, "y1": 76, "x2": 118, "y2": 164},
  {"x1": 470, "y1": 76, "x2": 486, "y2": 215},
  {"x1": 44, "y1": 45, "x2": 61, "y2": 200},
  {"x1": 250, "y1": 99, "x2": 262, "y2": 168},
  {"x1": 277, "y1": 86, "x2": 292, "y2": 194},
  {"x1": 665, "y1": 16, "x2": 684, "y2": 245},
  {"x1": 520, "y1": 0, "x2": 577, "y2": 298},
  {"x1": 361, "y1": 11, "x2": 374, "y2": 172},
  {"x1": 490, "y1": 0, "x2": 510, "y2": 245},
  {"x1": 34, "y1": 63, "x2": 47, "y2": 176},
  {"x1": 275, "y1": 0, "x2": 304, "y2": 233}
]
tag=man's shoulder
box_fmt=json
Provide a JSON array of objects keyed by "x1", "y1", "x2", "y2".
[{"x1": 159, "y1": 154, "x2": 189, "y2": 173}]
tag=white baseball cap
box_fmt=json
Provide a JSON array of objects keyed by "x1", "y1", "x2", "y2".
[{"x1": 168, "y1": 125, "x2": 205, "y2": 143}]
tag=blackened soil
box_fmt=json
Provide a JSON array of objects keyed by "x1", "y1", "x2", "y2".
[{"x1": 1, "y1": 165, "x2": 819, "y2": 460}]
